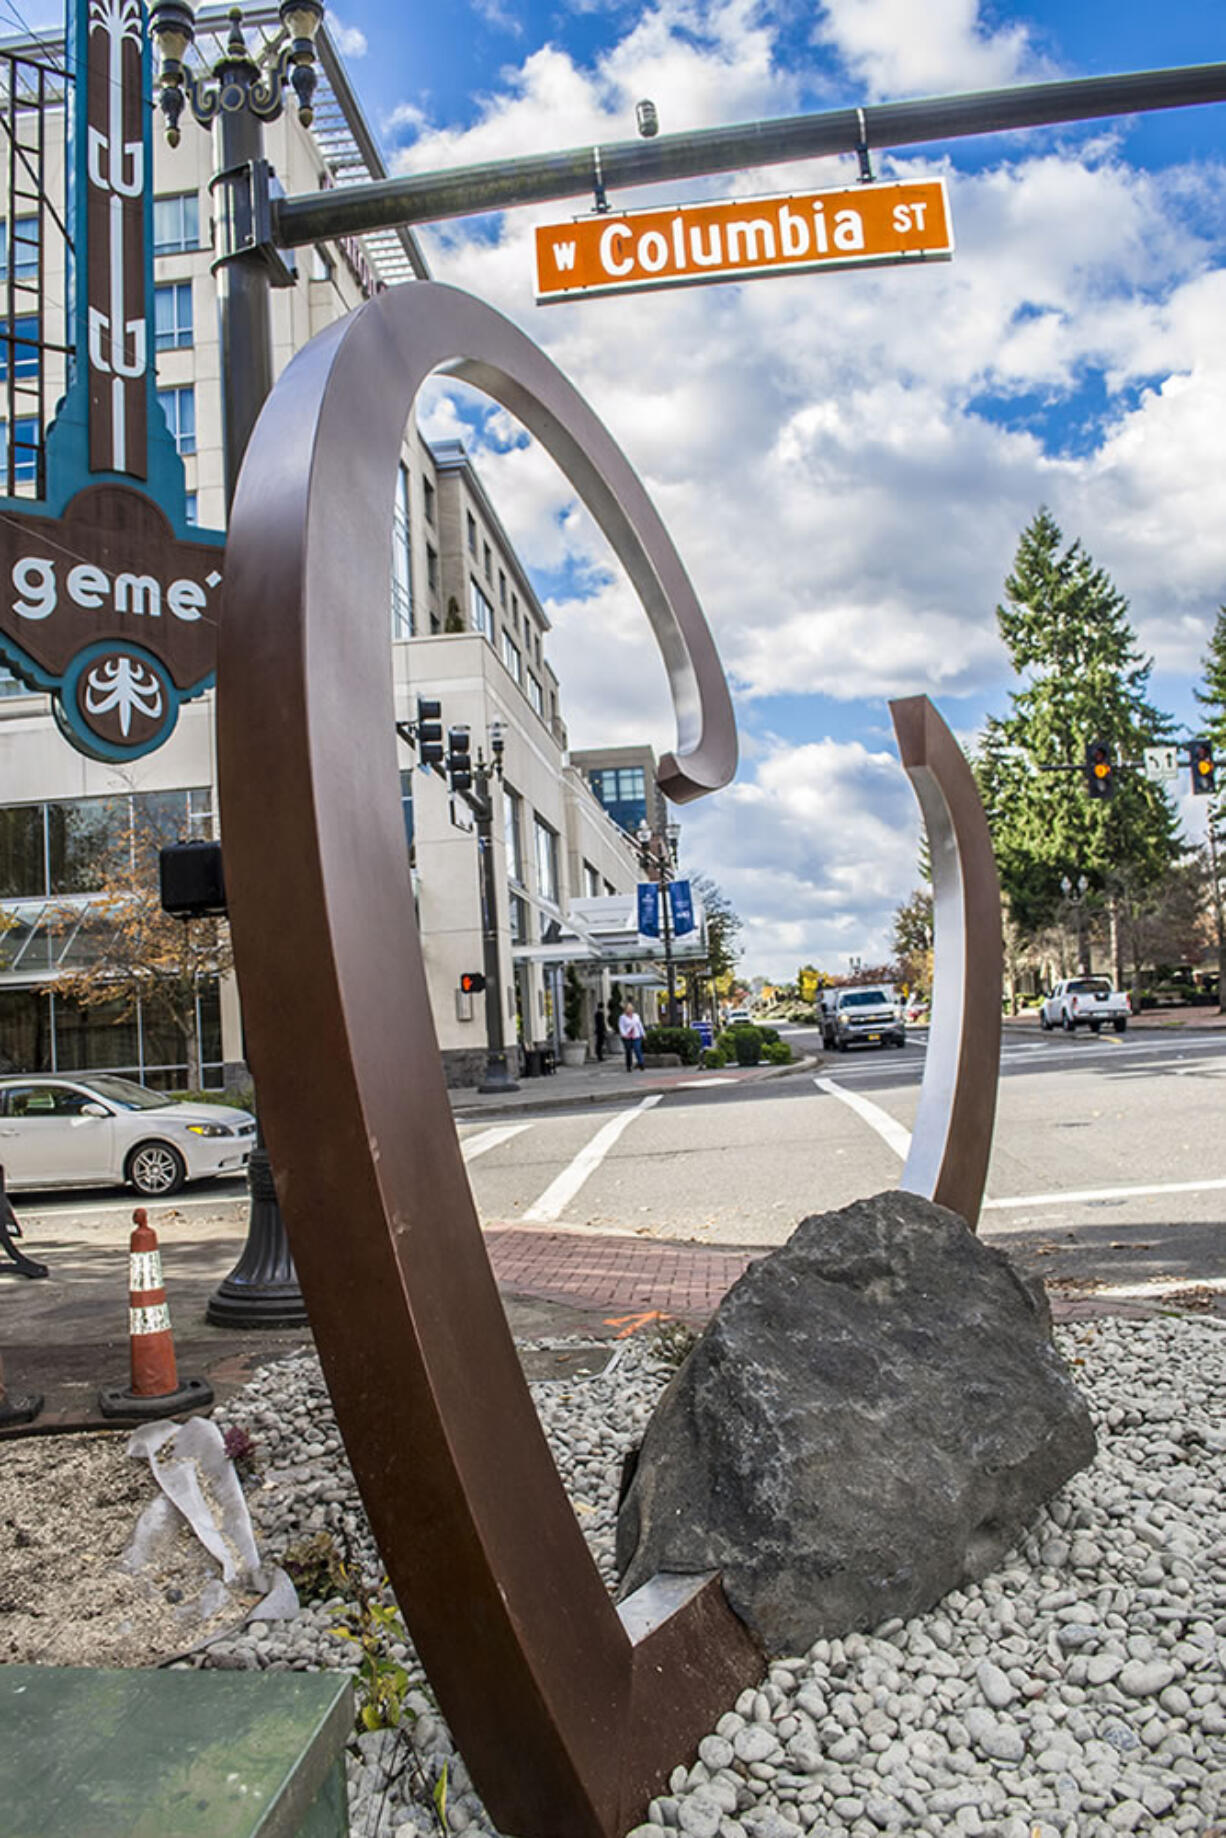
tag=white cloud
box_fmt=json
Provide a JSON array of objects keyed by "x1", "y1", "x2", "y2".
[
  {"x1": 813, "y1": 0, "x2": 1048, "y2": 98},
  {"x1": 384, "y1": 7, "x2": 1226, "y2": 970},
  {"x1": 328, "y1": 17, "x2": 368, "y2": 59}
]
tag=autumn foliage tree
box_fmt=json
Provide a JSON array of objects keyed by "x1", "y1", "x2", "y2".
[{"x1": 46, "y1": 811, "x2": 232, "y2": 1088}]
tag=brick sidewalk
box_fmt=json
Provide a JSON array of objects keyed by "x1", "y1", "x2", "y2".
[{"x1": 486, "y1": 1225, "x2": 758, "y2": 1325}]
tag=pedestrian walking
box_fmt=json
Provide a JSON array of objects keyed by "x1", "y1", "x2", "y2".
[
  {"x1": 619, "y1": 1000, "x2": 646, "y2": 1072},
  {"x1": 594, "y1": 1002, "x2": 607, "y2": 1062}
]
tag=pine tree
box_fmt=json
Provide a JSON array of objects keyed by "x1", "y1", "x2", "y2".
[{"x1": 979, "y1": 509, "x2": 1183, "y2": 979}]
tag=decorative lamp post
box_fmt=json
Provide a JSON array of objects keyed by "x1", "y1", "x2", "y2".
[
  {"x1": 637, "y1": 818, "x2": 681, "y2": 1026},
  {"x1": 148, "y1": 0, "x2": 325, "y2": 1327},
  {"x1": 1060, "y1": 873, "x2": 1091, "y2": 974}
]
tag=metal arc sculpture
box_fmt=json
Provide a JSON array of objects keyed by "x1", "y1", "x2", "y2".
[
  {"x1": 217, "y1": 281, "x2": 1003, "y2": 1836},
  {"x1": 216, "y1": 281, "x2": 756, "y2": 1838},
  {"x1": 891, "y1": 695, "x2": 1003, "y2": 1230}
]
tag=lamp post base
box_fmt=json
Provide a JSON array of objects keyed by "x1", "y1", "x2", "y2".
[
  {"x1": 206, "y1": 1146, "x2": 310, "y2": 1328},
  {"x1": 478, "y1": 1053, "x2": 520, "y2": 1095}
]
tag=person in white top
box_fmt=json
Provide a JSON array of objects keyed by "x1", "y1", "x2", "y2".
[{"x1": 618, "y1": 1001, "x2": 646, "y2": 1072}]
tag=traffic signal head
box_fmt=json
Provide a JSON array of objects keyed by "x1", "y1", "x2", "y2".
[
  {"x1": 459, "y1": 971, "x2": 486, "y2": 994},
  {"x1": 1085, "y1": 740, "x2": 1114, "y2": 801},
  {"x1": 416, "y1": 696, "x2": 444, "y2": 769},
  {"x1": 1191, "y1": 739, "x2": 1216, "y2": 797},
  {"x1": 447, "y1": 725, "x2": 473, "y2": 794}
]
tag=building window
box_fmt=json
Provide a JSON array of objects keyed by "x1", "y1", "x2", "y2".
[
  {"x1": 391, "y1": 461, "x2": 413, "y2": 640},
  {"x1": 0, "y1": 417, "x2": 39, "y2": 485},
  {"x1": 185, "y1": 492, "x2": 198, "y2": 525},
  {"x1": 508, "y1": 892, "x2": 527, "y2": 945},
  {"x1": 526, "y1": 672, "x2": 543, "y2": 718},
  {"x1": 533, "y1": 815, "x2": 559, "y2": 906},
  {"x1": 483, "y1": 540, "x2": 492, "y2": 579},
  {"x1": 153, "y1": 192, "x2": 201, "y2": 256},
  {"x1": 469, "y1": 578, "x2": 493, "y2": 641},
  {"x1": 498, "y1": 570, "x2": 507, "y2": 609},
  {"x1": 583, "y1": 861, "x2": 600, "y2": 898},
  {"x1": 0, "y1": 789, "x2": 211, "y2": 901},
  {"x1": 426, "y1": 544, "x2": 438, "y2": 592},
  {"x1": 589, "y1": 766, "x2": 648, "y2": 835},
  {"x1": 0, "y1": 217, "x2": 39, "y2": 284},
  {"x1": 511, "y1": 594, "x2": 519, "y2": 629},
  {"x1": 466, "y1": 511, "x2": 476, "y2": 557},
  {"x1": 423, "y1": 476, "x2": 435, "y2": 523},
  {"x1": 503, "y1": 786, "x2": 524, "y2": 883},
  {"x1": 501, "y1": 631, "x2": 523, "y2": 686},
  {"x1": 157, "y1": 384, "x2": 196, "y2": 456},
  {"x1": 154, "y1": 281, "x2": 193, "y2": 350},
  {"x1": 399, "y1": 769, "x2": 414, "y2": 861},
  {"x1": 0, "y1": 316, "x2": 39, "y2": 381}
]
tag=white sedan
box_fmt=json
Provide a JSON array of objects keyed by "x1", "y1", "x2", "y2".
[{"x1": 0, "y1": 1074, "x2": 256, "y2": 1197}]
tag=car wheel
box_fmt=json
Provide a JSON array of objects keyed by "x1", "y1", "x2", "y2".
[
  {"x1": 1039, "y1": 1011, "x2": 1052, "y2": 1031},
  {"x1": 1062, "y1": 1013, "x2": 1074, "y2": 1033},
  {"x1": 836, "y1": 1036, "x2": 847, "y2": 1051},
  {"x1": 1089, "y1": 1021, "x2": 1101, "y2": 1034},
  {"x1": 127, "y1": 1140, "x2": 187, "y2": 1197},
  {"x1": 1114, "y1": 1018, "x2": 1127, "y2": 1033}
]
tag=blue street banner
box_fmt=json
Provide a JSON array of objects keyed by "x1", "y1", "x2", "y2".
[
  {"x1": 669, "y1": 879, "x2": 696, "y2": 936},
  {"x1": 637, "y1": 882, "x2": 660, "y2": 937}
]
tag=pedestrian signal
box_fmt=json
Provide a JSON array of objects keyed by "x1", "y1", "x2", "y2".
[
  {"x1": 459, "y1": 972, "x2": 486, "y2": 994},
  {"x1": 1191, "y1": 740, "x2": 1216, "y2": 797},
  {"x1": 447, "y1": 726, "x2": 473, "y2": 794},
  {"x1": 1085, "y1": 741, "x2": 1114, "y2": 801},
  {"x1": 417, "y1": 696, "x2": 444, "y2": 769}
]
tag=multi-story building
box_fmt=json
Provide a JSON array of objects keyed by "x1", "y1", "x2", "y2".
[{"x1": 0, "y1": 7, "x2": 660, "y2": 1087}]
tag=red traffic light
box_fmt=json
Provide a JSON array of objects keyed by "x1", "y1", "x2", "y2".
[
  {"x1": 1191, "y1": 739, "x2": 1216, "y2": 797},
  {"x1": 459, "y1": 972, "x2": 486, "y2": 994}
]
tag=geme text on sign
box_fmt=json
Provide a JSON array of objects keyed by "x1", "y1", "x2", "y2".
[{"x1": 535, "y1": 179, "x2": 952, "y2": 303}]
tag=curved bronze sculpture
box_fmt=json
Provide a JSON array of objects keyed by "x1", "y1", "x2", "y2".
[
  {"x1": 217, "y1": 282, "x2": 757, "y2": 1838},
  {"x1": 217, "y1": 281, "x2": 1003, "y2": 1836},
  {"x1": 891, "y1": 696, "x2": 1003, "y2": 1230}
]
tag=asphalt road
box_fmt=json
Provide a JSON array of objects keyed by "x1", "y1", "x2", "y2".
[{"x1": 3, "y1": 1024, "x2": 1223, "y2": 1423}]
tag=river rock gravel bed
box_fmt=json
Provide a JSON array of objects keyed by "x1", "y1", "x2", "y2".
[{"x1": 195, "y1": 1315, "x2": 1226, "y2": 1838}]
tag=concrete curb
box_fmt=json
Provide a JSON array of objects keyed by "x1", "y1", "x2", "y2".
[{"x1": 450, "y1": 1053, "x2": 820, "y2": 1121}]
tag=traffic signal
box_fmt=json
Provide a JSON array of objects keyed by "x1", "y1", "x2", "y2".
[
  {"x1": 1085, "y1": 740, "x2": 1114, "y2": 801},
  {"x1": 1191, "y1": 739, "x2": 1216, "y2": 797},
  {"x1": 459, "y1": 971, "x2": 486, "y2": 994},
  {"x1": 447, "y1": 725, "x2": 473, "y2": 794},
  {"x1": 417, "y1": 696, "x2": 444, "y2": 769}
]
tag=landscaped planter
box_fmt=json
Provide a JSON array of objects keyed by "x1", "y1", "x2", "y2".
[{"x1": 560, "y1": 1040, "x2": 587, "y2": 1068}]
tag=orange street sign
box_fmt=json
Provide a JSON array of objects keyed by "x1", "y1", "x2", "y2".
[{"x1": 535, "y1": 178, "x2": 953, "y2": 303}]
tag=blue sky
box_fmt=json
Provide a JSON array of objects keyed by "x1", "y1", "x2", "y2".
[
  {"x1": 25, "y1": 0, "x2": 1207, "y2": 979},
  {"x1": 318, "y1": 0, "x2": 1226, "y2": 980}
]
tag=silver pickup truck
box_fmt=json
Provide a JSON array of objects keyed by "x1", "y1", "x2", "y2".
[
  {"x1": 820, "y1": 986, "x2": 906, "y2": 1051},
  {"x1": 1040, "y1": 977, "x2": 1130, "y2": 1034}
]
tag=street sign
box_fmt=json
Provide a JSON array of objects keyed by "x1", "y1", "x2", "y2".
[
  {"x1": 535, "y1": 178, "x2": 952, "y2": 303},
  {"x1": 1143, "y1": 745, "x2": 1179, "y2": 783}
]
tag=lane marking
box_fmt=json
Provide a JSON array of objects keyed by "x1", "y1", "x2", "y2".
[
  {"x1": 461, "y1": 1123, "x2": 533, "y2": 1163},
  {"x1": 813, "y1": 1076, "x2": 912, "y2": 1161},
  {"x1": 521, "y1": 1096, "x2": 663, "y2": 1224},
  {"x1": 984, "y1": 1175, "x2": 1226, "y2": 1211}
]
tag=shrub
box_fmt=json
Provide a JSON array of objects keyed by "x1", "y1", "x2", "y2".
[
  {"x1": 731, "y1": 1029, "x2": 762, "y2": 1067},
  {"x1": 644, "y1": 1024, "x2": 702, "y2": 1065},
  {"x1": 757, "y1": 1025, "x2": 780, "y2": 1045},
  {"x1": 700, "y1": 1046, "x2": 727, "y2": 1069},
  {"x1": 563, "y1": 965, "x2": 585, "y2": 1042},
  {"x1": 762, "y1": 1040, "x2": 792, "y2": 1065}
]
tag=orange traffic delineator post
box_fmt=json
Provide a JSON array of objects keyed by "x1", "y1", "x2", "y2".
[
  {"x1": 0, "y1": 1352, "x2": 42, "y2": 1428},
  {"x1": 99, "y1": 1209, "x2": 213, "y2": 1420}
]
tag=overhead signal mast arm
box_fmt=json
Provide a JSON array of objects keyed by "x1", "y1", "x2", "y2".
[{"x1": 271, "y1": 62, "x2": 1226, "y2": 246}]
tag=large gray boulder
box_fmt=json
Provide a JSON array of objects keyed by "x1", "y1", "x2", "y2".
[{"x1": 616, "y1": 1192, "x2": 1096, "y2": 1654}]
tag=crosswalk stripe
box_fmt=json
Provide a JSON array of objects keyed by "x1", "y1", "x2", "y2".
[
  {"x1": 521, "y1": 1097, "x2": 662, "y2": 1224},
  {"x1": 813, "y1": 1076, "x2": 912, "y2": 1160},
  {"x1": 461, "y1": 1123, "x2": 533, "y2": 1163}
]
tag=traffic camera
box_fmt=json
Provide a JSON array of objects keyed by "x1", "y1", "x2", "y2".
[
  {"x1": 1191, "y1": 739, "x2": 1216, "y2": 797},
  {"x1": 1084, "y1": 741, "x2": 1114, "y2": 801}
]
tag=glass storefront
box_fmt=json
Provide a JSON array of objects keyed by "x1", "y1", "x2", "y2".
[{"x1": 0, "y1": 982, "x2": 224, "y2": 1089}]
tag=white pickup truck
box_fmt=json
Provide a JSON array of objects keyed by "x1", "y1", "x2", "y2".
[
  {"x1": 1040, "y1": 977, "x2": 1130, "y2": 1035},
  {"x1": 820, "y1": 986, "x2": 906, "y2": 1051}
]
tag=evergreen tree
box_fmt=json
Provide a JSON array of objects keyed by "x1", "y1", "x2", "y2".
[{"x1": 979, "y1": 509, "x2": 1183, "y2": 972}]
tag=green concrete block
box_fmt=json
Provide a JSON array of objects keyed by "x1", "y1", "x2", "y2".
[{"x1": 0, "y1": 1665, "x2": 353, "y2": 1838}]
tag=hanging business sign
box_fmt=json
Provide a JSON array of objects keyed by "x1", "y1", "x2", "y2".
[
  {"x1": 0, "y1": 0, "x2": 221, "y2": 762},
  {"x1": 669, "y1": 879, "x2": 695, "y2": 936},
  {"x1": 535, "y1": 178, "x2": 952, "y2": 303}
]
